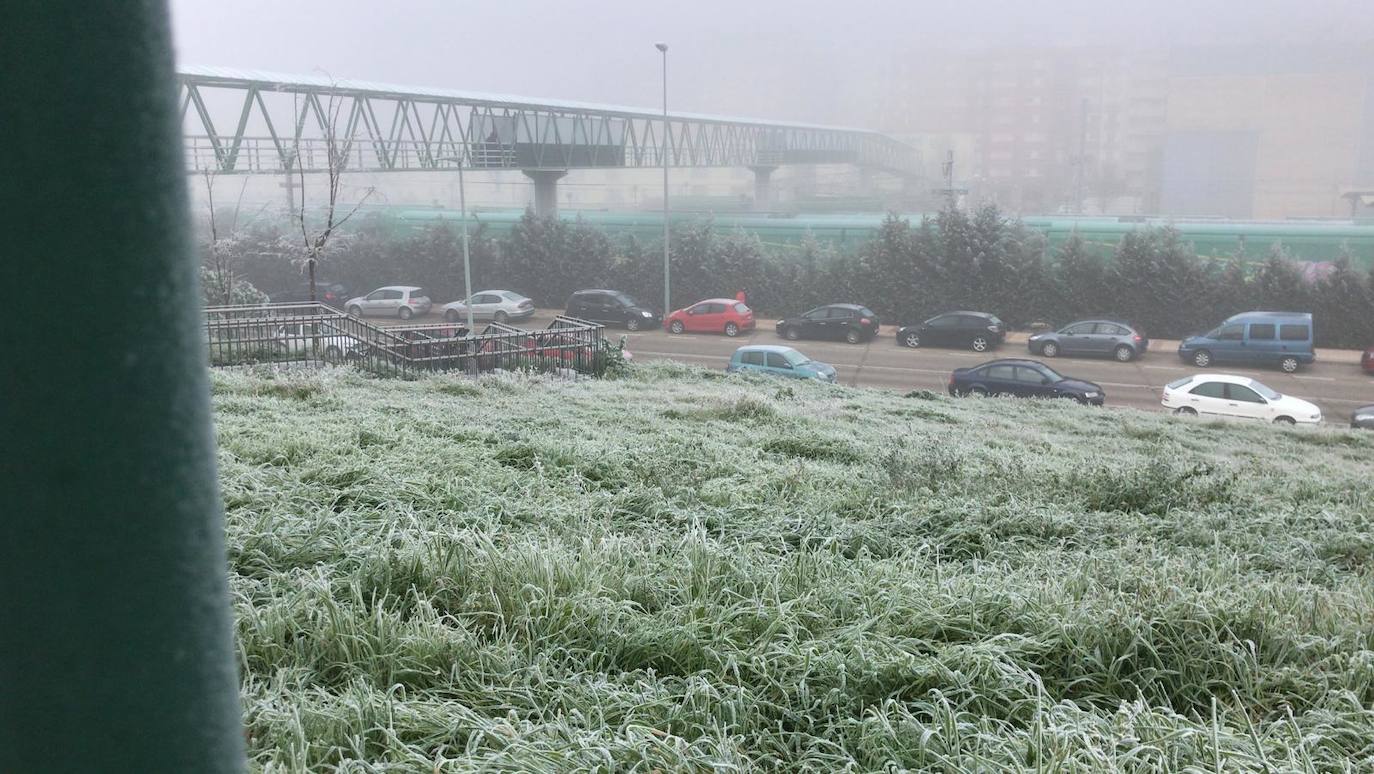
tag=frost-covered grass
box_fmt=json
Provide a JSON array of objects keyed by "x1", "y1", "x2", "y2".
[{"x1": 213, "y1": 363, "x2": 1374, "y2": 772}]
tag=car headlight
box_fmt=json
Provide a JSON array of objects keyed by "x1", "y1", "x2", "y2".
[
  {"x1": 641, "y1": 310, "x2": 652, "y2": 317},
  {"x1": 1309, "y1": 414, "x2": 1321, "y2": 420},
  {"x1": 1084, "y1": 391, "x2": 1100, "y2": 398}
]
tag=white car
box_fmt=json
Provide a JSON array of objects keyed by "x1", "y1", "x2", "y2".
[
  {"x1": 273, "y1": 323, "x2": 366, "y2": 362},
  {"x1": 345, "y1": 286, "x2": 432, "y2": 319},
  {"x1": 1161, "y1": 374, "x2": 1321, "y2": 425},
  {"x1": 442, "y1": 290, "x2": 535, "y2": 324}
]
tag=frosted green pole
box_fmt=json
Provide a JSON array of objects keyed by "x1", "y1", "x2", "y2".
[{"x1": 0, "y1": 2, "x2": 246, "y2": 771}]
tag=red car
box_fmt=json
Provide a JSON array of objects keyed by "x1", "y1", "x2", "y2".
[
  {"x1": 664, "y1": 298, "x2": 756, "y2": 337},
  {"x1": 1362, "y1": 346, "x2": 1373, "y2": 374}
]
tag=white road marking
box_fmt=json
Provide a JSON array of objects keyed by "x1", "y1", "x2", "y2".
[{"x1": 1293, "y1": 376, "x2": 1336, "y2": 381}]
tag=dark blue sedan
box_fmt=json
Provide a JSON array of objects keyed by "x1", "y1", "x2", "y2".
[{"x1": 947, "y1": 358, "x2": 1105, "y2": 405}]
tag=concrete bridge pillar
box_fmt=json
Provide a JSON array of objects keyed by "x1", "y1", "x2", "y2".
[
  {"x1": 523, "y1": 169, "x2": 567, "y2": 217},
  {"x1": 750, "y1": 165, "x2": 778, "y2": 210}
]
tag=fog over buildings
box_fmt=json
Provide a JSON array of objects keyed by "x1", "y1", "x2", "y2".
[{"x1": 171, "y1": 0, "x2": 1374, "y2": 219}]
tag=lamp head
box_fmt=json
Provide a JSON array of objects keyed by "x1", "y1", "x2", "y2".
[{"x1": 654, "y1": 42, "x2": 668, "y2": 53}]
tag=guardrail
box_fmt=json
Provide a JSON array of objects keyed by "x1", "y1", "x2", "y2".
[{"x1": 204, "y1": 303, "x2": 608, "y2": 377}]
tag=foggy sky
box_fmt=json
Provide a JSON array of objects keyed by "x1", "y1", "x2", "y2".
[{"x1": 171, "y1": 0, "x2": 1370, "y2": 127}]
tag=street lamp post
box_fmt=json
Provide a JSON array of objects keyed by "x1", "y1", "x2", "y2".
[
  {"x1": 438, "y1": 155, "x2": 476, "y2": 334},
  {"x1": 655, "y1": 42, "x2": 670, "y2": 317}
]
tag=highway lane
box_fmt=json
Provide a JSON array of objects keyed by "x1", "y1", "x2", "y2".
[{"x1": 372, "y1": 310, "x2": 1374, "y2": 423}]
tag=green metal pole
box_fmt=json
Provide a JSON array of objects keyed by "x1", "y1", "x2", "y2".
[{"x1": 0, "y1": 2, "x2": 246, "y2": 772}]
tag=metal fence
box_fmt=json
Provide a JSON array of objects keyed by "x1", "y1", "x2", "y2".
[{"x1": 204, "y1": 303, "x2": 608, "y2": 378}]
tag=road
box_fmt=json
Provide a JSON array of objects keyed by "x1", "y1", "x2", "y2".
[{"x1": 374, "y1": 310, "x2": 1374, "y2": 423}]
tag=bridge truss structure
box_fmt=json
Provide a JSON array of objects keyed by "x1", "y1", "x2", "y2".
[{"x1": 178, "y1": 66, "x2": 919, "y2": 179}]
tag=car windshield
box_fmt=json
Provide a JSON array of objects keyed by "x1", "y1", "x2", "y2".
[
  {"x1": 783, "y1": 350, "x2": 810, "y2": 366},
  {"x1": 614, "y1": 293, "x2": 639, "y2": 307},
  {"x1": 504, "y1": 292, "x2": 529, "y2": 302},
  {"x1": 1037, "y1": 364, "x2": 1063, "y2": 382},
  {"x1": 1167, "y1": 376, "x2": 1194, "y2": 389},
  {"x1": 1248, "y1": 379, "x2": 1281, "y2": 400}
]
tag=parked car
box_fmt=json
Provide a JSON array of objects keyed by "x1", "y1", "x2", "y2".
[
  {"x1": 897, "y1": 311, "x2": 1005, "y2": 352},
  {"x1": 775, "y1": 303, "x2": 879, "y2": 344},
  {"x1": 727, "y1": 345, "x2": 837, "y2": 383},
  {"x1": 442, "y1": 290, "x2": 535, "y2": 323},
  {"x1": 947, "y1": 358, "x2": 1105, "y2": 405},
  {"x1": 345, "y1": 286, "x2": 432, "y2": 319},
  {"x1": 1027, "y1": 319, "x2": 1148, "y2": 362},
  {"x1": 270, "y1": 279, "x2": 350, "y2": 307},
  {"x1": 1161, "y1": 374, "x2": 1321, "y2": 425},
  {"x1": 1352, "y1": 405, "x2": 1374, "y2": 430},
  {"x1": 565, "y1": 289, "x2": 658, "y2": 331},
  {"x1": 272, "y1": 322, "x2": 365, "y2": 362},
  {"x1": 664, "y1": 298, "x2": 755, "y2": 336},
  {"x1": 1361, "y1": 346, "x2": 1373, "y2": 374},
  {"x1": 1177, "y1": 311, "x2": 1314, "y2": 373}
]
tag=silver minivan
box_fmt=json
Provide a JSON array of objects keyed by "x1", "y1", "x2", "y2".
[{"x1": 345, "y1": 286, "x2": 432, "y2": 319}]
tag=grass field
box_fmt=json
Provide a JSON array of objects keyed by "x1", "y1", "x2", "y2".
[{"x1": 213, "y1": 364, "x2": 1374, "y2": 772}]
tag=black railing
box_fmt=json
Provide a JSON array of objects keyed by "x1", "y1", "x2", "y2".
[{"x1": 204, "y1": 304, "x2": 608, "y2": 378}]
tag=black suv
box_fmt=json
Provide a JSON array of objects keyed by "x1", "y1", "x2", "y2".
[
  {"x1": 776, "y1": 303, "x2": 880, "y2": 344},
  {"x1": 897, "y1": 311, "x2": 1005, "y2": 352},
  {"x1": 271, "y1": 279, "x2": 350, "y2": 307},
  {"x1": 565, "y1": 289, "x2": 659, "y2": 331}
]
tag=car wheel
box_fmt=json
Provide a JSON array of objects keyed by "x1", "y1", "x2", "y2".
[
  {"x1": 845, "y1": 329, "x2": 862, "y2": 345},
  {"x1": 626, "y1": 317, "x2": 642, "y2": 332},
  {"x1": 968, "y1": 385, "x2": 988, "y2": 397},
  {"x1": 1280, "y1": 356, "x2": 1299, "y2": 373},
  {"x1": 445, "y1": 309, "x2": 460, "y2": 323},
  {"x1": 1174, "y1": 406, "x2": 1198, "y2": 416},
  {"x1": 1273, "y1": 415, "x2": 1297, "y2": 425},
  {"x1": 1114, "y1": 344, "x2": 1134, "y2": 362},
  {"x1": 971, "y1": 336, "x2": 989, "y2": 352},
  {"x1": 494, "y1": 311, "x2": 508, "y2": 324},
  {"x1": 670, "y1": 320, "x2": 685, "y2": 334},
  {"x1": 324, "y1": 345, "x2": 342, "y2": 364},
  {"x1": 1192, "y1": 350, "x2": 1212, "y2": 368},
  {"x1": 724, "y1": 322, "x2": 740, "y2": 337},
  {"x1": 902, "y1": 332, "x2": 921, "y2": 348},
  {"x1": 784, "y1": 326, "x2": 800, "y2": 341},
  {"x1": 398, "y1": 306, "x2": 413, "y2": 320},
  {"x1": 348, "y1": 305, "x2": 363, "y2": 317},
  {"x1": 1041, "y1": 341, "x2": 1059, "y2": 358}
]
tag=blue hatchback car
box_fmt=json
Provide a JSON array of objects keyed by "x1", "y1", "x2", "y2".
[
  {"x1": 727, "y1": 345, "x2": 837, "y2": 383},
  {"x1": 1177, "y1": 312, "x2": 1314, "y2": 373}
]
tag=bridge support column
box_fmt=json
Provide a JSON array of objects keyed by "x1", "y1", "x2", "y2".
[
  {"x1": 750, "y1": 165, "x2": 778, "y2": 210},
  {"x1": 523, "y1": 169, "x2": 567, "y2": 217}
]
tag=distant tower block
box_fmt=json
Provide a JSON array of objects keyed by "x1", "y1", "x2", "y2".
[{"x1": 523, "y1": 170, "x2": 568, "y2": 217}]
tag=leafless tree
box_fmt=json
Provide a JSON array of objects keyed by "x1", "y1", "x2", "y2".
[
  {"x1": 291, "y1": 86, "x2": 375, "y2": 302},
  {"x1": 200, "y1": 171, "x2": 256, "y2": 305}
]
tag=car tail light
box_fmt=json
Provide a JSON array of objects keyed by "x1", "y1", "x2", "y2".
[
  {"x1": 948, "y1": 374, "x2": 956, "y2": 387},
  {"x1": 860, "y1": 317, "x2": 871, "y2": 325},
  {"x1": 1133, "y1": 335, "x2": 1143, "y2": 342}
]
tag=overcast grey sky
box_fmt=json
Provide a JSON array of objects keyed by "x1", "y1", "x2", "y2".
[{"x1": 171, "y1": 0, "x2": 1369, "y2": 124}]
